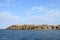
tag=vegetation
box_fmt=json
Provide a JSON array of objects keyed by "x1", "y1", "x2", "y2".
[{"x1": 6, "y1": 24, "x2": 60, "y2": 30}]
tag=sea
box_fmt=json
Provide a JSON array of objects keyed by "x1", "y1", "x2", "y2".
[{"x1": 0, "y1": 30, "x2": 60, "y2": 40}]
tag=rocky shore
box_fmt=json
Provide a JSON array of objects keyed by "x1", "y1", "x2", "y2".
[{"x1": 6, "y1": 24, "x2": 60, "y2": 30}]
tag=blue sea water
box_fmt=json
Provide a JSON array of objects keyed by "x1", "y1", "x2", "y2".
[{"x1": 0, "y1": 30, "x2": 60, "y2": 40}]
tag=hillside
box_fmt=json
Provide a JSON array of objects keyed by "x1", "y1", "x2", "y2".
[{"x1": 6, "y1": 24, "x2": 60, "y2": 30}]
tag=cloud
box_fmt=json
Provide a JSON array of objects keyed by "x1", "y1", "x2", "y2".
[
  {"x1": 31, "y1": 6, "x2": 46, "y2": 12},
  {"x1": 26, "y1": 6, "x2": 60, "y2": 24},
  {"x1": 0, "y1": 6, "x2": 60, "y2": 29},
  {"x1": 0, "y1": 11, "x2": 19, "y2": 21},
  {"x1": 0, "y1": 11, "x2": 20, "y2": 29},
  {"x1": 0, "y1": 0, "x2": 13, "y2": 6},
  {"x1": 45, "y1": 9, "x2": 60, "y2": 20},
  {"x1": 16, "y1": 6, "x2": 60, "y2": 25},
  {"x1": 27, "y1": 6, "x2": 48, "y2": 16}
]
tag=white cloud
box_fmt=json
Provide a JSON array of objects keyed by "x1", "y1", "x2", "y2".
[
  {"x1": 45, "y1": 9, "x2": 60, "y2": 19},
  {"x1": 0, "y1": 11, "x2": 19, "y2": 21},
  {"x1": 26, "y1": 6, "x2": 60, "y2": 24},
  {"x1": 32, "y1": 6, "x2": 46, "y2": 11},
  {"x1": 27, "y1": 6, "x2": 48, "y2": 16},
  {"x1": 0, "y1": 0, "x2": 13, "y2": 6},
  {"x1": 0, "y1": 11, "x2": 20, "y2": 29},
  {"x1": 0, "y1": 6, "x2": 60, "y2": 29}
]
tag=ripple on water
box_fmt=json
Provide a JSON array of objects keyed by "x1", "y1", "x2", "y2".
[{"x1": 0, "y1": 30, "x2": 60, "y2": 40}]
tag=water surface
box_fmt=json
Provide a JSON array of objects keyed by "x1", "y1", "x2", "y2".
[{"x1": 0, "y1": 30, "x2": 60, "y2": 40}]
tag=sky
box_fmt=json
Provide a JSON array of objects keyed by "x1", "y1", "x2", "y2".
[{"x1": 0, "y1": 0, "x2": 60, "y2": 29}]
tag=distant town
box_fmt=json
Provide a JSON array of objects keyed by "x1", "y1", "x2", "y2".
[{"x1": 7, "y1": 24, "x2": 60, "y2": 30}]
